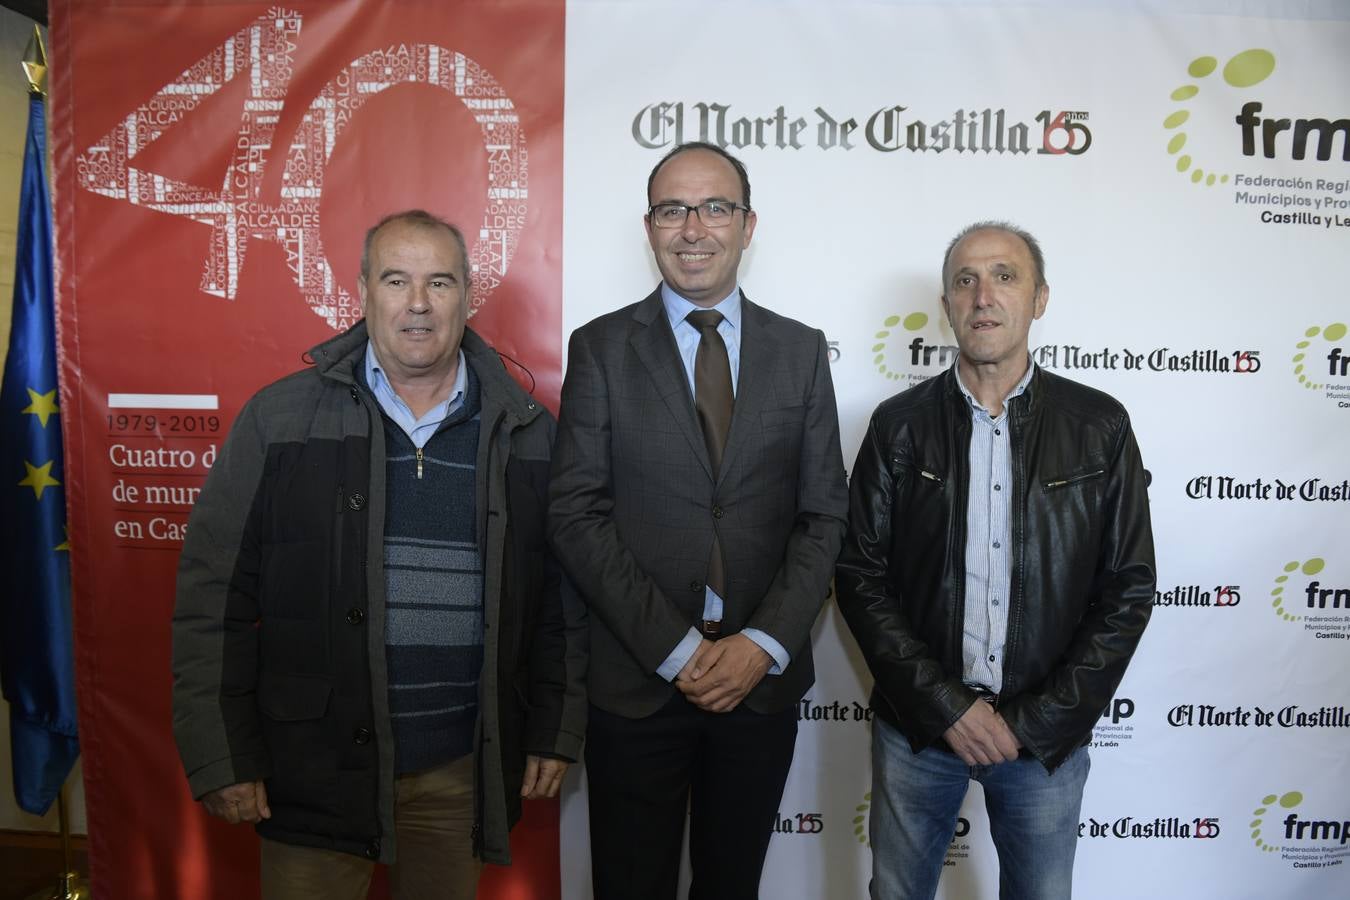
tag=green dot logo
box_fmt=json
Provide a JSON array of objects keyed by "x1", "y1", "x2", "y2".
[
  {"x1": 874, "y1": 312, "x2": 929, "y2": 381},
  {"x1": 1251, "y1": 790, "x2": 1302, "y2": 852},
  {"x1": 1272, "y1": 558, "x2": 1323, "y2": 622},
  {"x1": 1164, "y1": 49, "x2": 1275, "y2": 186},
  {"x1": 854, "y1": 791, "x2": 871, "y2": 847},
  {"x1": 1292, "y1": 322, "x2": 1347, "y2": 390}
]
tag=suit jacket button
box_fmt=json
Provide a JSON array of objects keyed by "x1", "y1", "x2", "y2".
[
  {"x1": 690, "y1": 581, "x2": 703, "y2": 592},
  {"x1": 348, "y1": 491, "x2": 366, "y2": 510},
  {"x1": 346, "y1": 607, "x2": 364, "y2": 625},
  {"x1": 712, "y1": 506, "x2": 725, "y2": 518},
  {"x1": 365, "y1": 839, "x2": 380, "y2": 859},
  {"x1": 353, "y1": 726, "x2": 372, "y2": 745}
]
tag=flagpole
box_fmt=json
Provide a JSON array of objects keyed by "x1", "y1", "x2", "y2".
[
  {"x1": 14, "y1": 23, "x2": 89, "y2": 900},
  {"x1": 22, "y1": 779, "x2": 89, "y2": 900}
]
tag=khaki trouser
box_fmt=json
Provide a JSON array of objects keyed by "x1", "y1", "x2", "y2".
[{"x1": 261, "y1": 753, "x2": 481, "y2": 900}]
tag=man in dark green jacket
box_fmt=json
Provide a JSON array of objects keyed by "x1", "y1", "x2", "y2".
[{"x1": 172, "y1": 210, "x2": 585, "y2": 899}]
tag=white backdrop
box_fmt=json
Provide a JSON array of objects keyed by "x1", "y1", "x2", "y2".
[{"x1": 558, "y1": 2, "x2": 1350, "y2": 898}]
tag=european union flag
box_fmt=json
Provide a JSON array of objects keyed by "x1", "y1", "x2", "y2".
[{"x1": 0, "y1": 92, "x2": 79, "y2": 816}]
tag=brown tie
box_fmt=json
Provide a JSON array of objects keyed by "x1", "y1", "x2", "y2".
[{"x1": 687, "y1": 309, "x2": 733, "y2": 597}]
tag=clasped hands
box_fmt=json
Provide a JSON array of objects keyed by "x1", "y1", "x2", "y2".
[
  {"x1": 943, "y1": 696, "x2": 1022, "y2": 766},
  {"x1": 675, "y1": 633, "x2": 773, "y2": 713}
]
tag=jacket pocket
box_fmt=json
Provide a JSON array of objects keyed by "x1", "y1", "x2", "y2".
[
  {"x1": 258, "y1": 674, "x2": 340, "y2": 818},
  {"x1": 891, "y1": 455, "x2": 945, "y2": 487},
  {"x1": 258, "y1": 673, "x2": 332, "y2": 721},
  {"x1": 1043, "y1": 468, "x2": 1106, "y2": 492}
]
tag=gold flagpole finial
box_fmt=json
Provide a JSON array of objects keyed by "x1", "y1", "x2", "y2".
[{"x1": 22, "y1": 24, "x2": 47, "y2": 97}]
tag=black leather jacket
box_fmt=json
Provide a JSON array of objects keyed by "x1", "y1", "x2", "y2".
[{"x1": 836, "y1": 366, "x2": 1155, "y2": 771}]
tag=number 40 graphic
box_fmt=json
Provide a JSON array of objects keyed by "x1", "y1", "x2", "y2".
[{"x1": 75, "y1": 9, "x2": 529, "y2": 329}]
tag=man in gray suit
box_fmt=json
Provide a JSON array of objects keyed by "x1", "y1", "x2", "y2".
[{"x1": 548, "y1": 142, "x2": 849, "y2": 899}]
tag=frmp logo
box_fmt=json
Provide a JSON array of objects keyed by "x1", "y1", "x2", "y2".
[
  {"x1": 1273, "y1": 558, "x2": 1320, "y2": 622},
  {"x1": 1252, "y1": 789, "x2": 1350, "y2": 871},
  {"x1": 1163, "y1": 49, "x2": 1275, "y2": 188},
  {"x1": 1292, "y1": 323, "x2": 1349, "y2": 403},
  {"x1": 1092, "y1": 697, "x2": 1137, "y2": 749},
  {"x1": 1251, "y1": 791, "x2": 1303, "y2": 853},
  {"x1": 1164, "y1": 48, "x2": 1350, "y2": 228},
  {"x1": 1273, "y1": 556, "x2": 1350, "y2": 639},
  {"x1": 854, "y1": 793, "x2": 973, "y2": 867},
  {"x1": 854, "y1": 792, "x2": 870, "y2": 846},
  {"x1": 873, "y1": 311, "x2": 955, "y2": 384}
]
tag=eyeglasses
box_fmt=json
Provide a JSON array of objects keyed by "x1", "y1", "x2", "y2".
[{"x1": 647, "y1": 201, "x2": 750, "y2": 229}]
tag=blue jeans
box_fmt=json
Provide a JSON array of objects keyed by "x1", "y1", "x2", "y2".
[{"x1": 870, "y1": 716, "x2": 1089, "y2": 900}]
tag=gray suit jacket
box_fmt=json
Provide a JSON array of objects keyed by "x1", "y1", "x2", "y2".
[{"x1": 548, "y1": 288, "x2": 849, "y2": 717}]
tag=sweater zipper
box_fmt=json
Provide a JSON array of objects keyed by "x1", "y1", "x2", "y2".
[{"x1": 416, "y1": 446, "x2": 424, "y2": 480}]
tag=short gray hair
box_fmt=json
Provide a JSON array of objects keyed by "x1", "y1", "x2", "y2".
[
  {"x1": 941, "y1": 221, "x2": 1046, "y2": 291},
  {"x1": 360, "y1": 209, "x2": 470, "y2": 284}
]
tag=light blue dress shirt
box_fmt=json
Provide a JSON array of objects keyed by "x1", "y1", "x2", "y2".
[
  {"x1": 654, "y1": 283, "x2": 790, "y2": 682},
  {"x1": 955, "y1": 360, "x2": 1035, "y2": 695},
  {"x1": 363, "y1": 342, "x2": 467, "y2": 446}
]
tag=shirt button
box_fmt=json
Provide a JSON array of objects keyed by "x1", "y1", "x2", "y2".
[
  {"x1": 992, "y1": 599, "x2": 1000, "y2": 606},
  {"x1": 995, "y1": 429, "x2": 1001, "y2": 435},
  {"x1": 993, "y1": 541, "x2": 1001, "y2": 549},
  {"x1": 994, "y1": 484, "x2": 1002, "y2": 491},
  {"x1": 346, "y1": 607, "x2": 364, "y2": 625},
  {"x1": 989, "y1": 654, "x2": 996, "y2": 662}
]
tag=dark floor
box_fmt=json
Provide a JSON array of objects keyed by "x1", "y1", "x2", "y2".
[{"x1": 0, "y1": 833, "x2": 90, "y2": 900}]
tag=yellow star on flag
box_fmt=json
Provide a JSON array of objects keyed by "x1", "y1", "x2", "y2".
[
  {"x1": 21, "y1": 387, "x2": 59, "y2": 428},
  {"x1": 56, "y1": 525, "x2": 71, "y2": 553},
  {"x1": 18, "y1": 459, "x2": 60, "y2": 500}
]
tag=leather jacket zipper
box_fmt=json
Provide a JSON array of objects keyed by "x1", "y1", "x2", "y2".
[
  {"x1": 918, "y1": 468, "x2": 944, "y2": 485},
  {"x1": 1044, "y1": 469, "x2": 1105, "y2": 490}
]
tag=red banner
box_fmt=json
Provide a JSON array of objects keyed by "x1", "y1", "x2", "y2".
[{"x1": 48, "y1": 2, "x2": 564, "y2": 896}]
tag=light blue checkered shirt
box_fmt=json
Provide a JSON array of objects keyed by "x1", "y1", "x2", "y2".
[{"x1": 955, "y1": 361, "x2": 1035, "y2": 695}]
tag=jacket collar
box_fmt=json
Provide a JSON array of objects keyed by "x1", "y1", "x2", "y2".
[{"x1": 940, "y1": 360, "x2": 1044, "y2": 420}]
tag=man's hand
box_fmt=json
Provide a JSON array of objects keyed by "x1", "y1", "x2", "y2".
[
  {"x1": 675, "y1": 637, "x2": 716, "y2": 683},
  {"x1": 676, "y1": 633, "x2": 772, "y2": 713},
  {"x1": 201, "y1": 780, "x2": 270, "y2": 825},
  {"x1": 943, "y1": 699, "x2": 1021, "y2": 766},
  {"x1": 521, "y1": 755, "x2": 569, "y2": 799}
]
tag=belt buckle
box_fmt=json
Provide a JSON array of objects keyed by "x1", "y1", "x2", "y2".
[{"x1": 699, "y1": 619, "x2": 722, "y2": 639}]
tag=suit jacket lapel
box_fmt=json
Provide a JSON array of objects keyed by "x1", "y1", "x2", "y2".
[
  {"x1": 720, "y1": 293, "x2": 773, "y2": 482},
  {"x1": 630, "y1": 288, "x2": 715, "y2": 479}
]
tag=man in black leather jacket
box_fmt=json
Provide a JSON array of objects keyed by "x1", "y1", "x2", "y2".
[{"x1": 836, "y1": 222, "x2": 1155, "y2": 900}]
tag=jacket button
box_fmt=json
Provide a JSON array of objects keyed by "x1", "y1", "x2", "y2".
[
  {"x1": 348, "y1": 492, "x2": 366, "y2": 510},
  {"x1": 365, "y1": 839, "x2": 380, "y2": 859},
  {"x1": 346, "y1": 608, "x2": 364, "y2": 625},
  {"x1": 712, "y1": 506, "x2": 725, "y2": 519},
  {"x1": 690, "y1": 581, "x2": 703, "y2": 592},
  {"x1": 353, "y1": 726, "x2": 372, "y2": 745}
]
